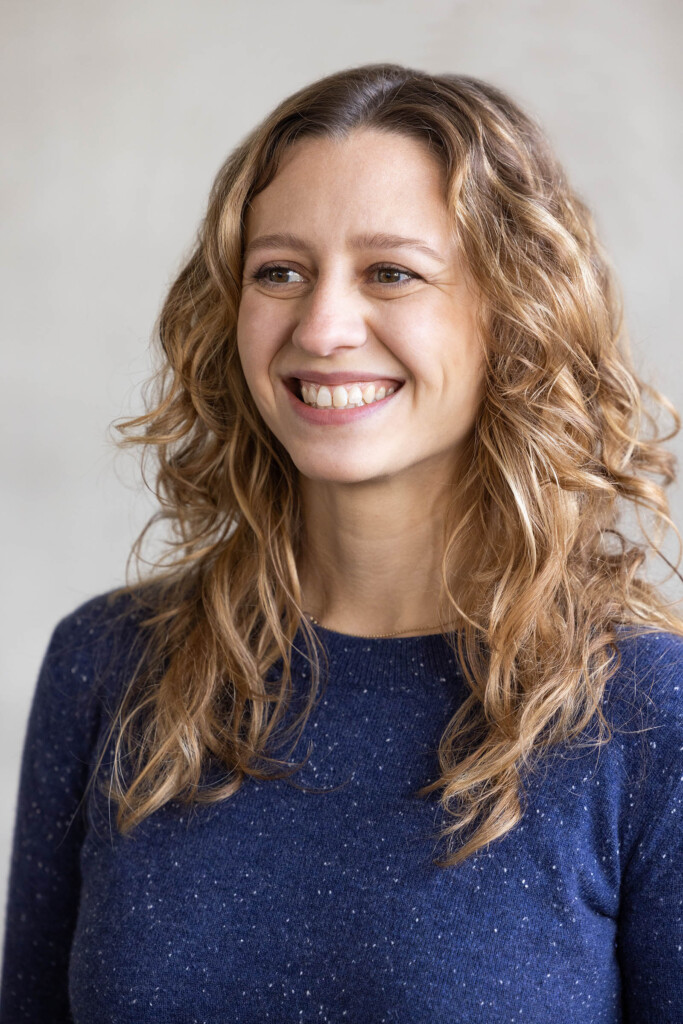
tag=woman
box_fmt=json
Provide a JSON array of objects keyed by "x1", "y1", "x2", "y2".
[{"x1": 1, "y1": 63, "x2": 681, "y2": 1022}]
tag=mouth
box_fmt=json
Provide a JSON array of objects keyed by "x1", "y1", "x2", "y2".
[{"x1": 284, "y1": 376, "x2": 405, "y2": 410}]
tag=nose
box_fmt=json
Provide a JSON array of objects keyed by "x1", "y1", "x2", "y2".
[{"x1": 290, "y1": 276, "x2": 368, "y2": 357}]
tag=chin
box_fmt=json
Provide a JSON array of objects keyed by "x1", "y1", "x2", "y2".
[{"x1": 290, "y1": 452, "x2": 394, "y2": 486}]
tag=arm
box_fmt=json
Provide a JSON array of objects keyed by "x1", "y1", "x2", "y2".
[
  {"x1": 0, "y1": 613, "x2": 106, "y2": 1022},
  {"x1": 616, "y1": 635, "x2": 683, "y2": 1022}
]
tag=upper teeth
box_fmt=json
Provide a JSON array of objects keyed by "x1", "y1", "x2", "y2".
[{"x1": 300, "y1": 381, "x2": 397, "y2": 408}]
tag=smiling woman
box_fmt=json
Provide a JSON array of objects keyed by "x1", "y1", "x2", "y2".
[
  {"x1": 1, "y1": 63, "x2": 682, "y2": 1024},
  {"x1": 237, "y1": 129, "x2": 484, "y2": 526}
]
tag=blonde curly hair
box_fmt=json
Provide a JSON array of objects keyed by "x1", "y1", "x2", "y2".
[{"x1": 99, "y1": 63, "x2": 683, "y2": 868}]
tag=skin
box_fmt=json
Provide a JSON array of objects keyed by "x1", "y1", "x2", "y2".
[{"x1": 237, "y1": 128, "x2": 485, "y2": 636}]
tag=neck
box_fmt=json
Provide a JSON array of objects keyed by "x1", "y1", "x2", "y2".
[{"x1": 297, "y1": 465, "x2": 459, "y2": 637}]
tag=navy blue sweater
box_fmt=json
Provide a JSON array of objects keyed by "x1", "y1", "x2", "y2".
[{"x1": 1, "y1": 591, "x2": 682, "y2": 1023}]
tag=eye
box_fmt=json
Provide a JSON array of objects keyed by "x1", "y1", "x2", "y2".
[
  {"x1": 251, "y1": 265, "x2": 306, "y2": 287},
  {"x1": 372, "y1": 264, "x2": 417, "y2": 288},
  {"x1": 248, "y1": 261, "x2": 419, "y2": 290}
]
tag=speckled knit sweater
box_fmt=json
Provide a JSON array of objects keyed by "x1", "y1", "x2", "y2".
[{"x1": 1, "y1": 591, "x2": 682, "y2": 1023}]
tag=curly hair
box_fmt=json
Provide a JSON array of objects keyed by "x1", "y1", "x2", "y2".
[{"x1": 98, "y1": 62, "x2": 683, "y2": 868}]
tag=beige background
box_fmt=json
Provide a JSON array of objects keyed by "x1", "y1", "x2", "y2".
[{"x1": 1, "y1": 0, "x2": 681, "y2": 944}]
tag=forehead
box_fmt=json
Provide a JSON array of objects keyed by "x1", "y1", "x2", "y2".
[{"x1": 243, "y1": 129, "x2": 453, "y2": 244}]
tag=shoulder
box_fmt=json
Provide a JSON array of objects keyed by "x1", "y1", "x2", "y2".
[
  {"x1": 597, "y1": 628, "x2": 683, "y2": 841},
  {"x1": 14, "y1": 588, "x2": 155, "y2": 800},
  {"x1": 47, "y1": 586, "x2": 148, "y2": 658},
  {"x1": 37, "y1": 586, "x2": 154, "y2": 729},
  {"x1": 598, "y1": 628, "x2": 683, "y2": 893},
  {"x1": 604, "y1": 626, "x2": 683, "y2": 733},
  {"x1": 543, "y1": 628, "x2": 683, "y2": 819}
]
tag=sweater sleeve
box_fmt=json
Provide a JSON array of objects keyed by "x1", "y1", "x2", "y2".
[
  {"x1": 615, "y1": 633, "x2": 683, "y2": 1023},
  {"x1": 0, "y1": 598, "x2": 125, "y2": 1023}
]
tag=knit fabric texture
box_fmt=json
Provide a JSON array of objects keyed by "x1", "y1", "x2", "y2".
[{"x1": 1, "y1": 590, "x2": 682, "y2": 1023}]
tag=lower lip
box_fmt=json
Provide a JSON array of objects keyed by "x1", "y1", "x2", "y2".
[{"x1": 282, "y1": 381, "x2": 403, "y2": 425}]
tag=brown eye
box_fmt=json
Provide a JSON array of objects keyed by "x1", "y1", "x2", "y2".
[
  {"x1": 253, "y1": 265, "x2": 305, "y2": 286},
  {"x1": 250, "y1": 263, "x2": 417, "y2": 289},
  {"x1": 373, "y1": 265, "x2": 416, "y2": 287}
]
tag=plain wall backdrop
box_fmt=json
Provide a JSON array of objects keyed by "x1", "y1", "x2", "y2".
[{"x1": 2, "y1": 0, "x2": 682, "y2": 942}]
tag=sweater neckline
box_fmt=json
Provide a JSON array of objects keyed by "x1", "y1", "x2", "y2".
[{"x1": 305, "y1": 619, "x2": 462, "y2": 645}]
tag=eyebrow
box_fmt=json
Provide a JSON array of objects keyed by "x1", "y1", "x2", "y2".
[{"x1": 243, "y1": 231, "x2": 448, "y2": 265}]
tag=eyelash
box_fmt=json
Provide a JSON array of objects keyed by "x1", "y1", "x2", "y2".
[{"x1": 249, "y1": 262, "x2": 418, "y2": 289}]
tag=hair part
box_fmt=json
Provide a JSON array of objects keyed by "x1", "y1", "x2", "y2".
[{"x1": 95, "y1": 62, "x2": 683, "y2": 868}]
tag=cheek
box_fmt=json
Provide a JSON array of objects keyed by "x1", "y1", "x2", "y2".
[
  {"x1": 452, "y1": 344, "x2": 486, "y2": 434},
  {"x1": 386, "y1": 306, "x2": 482, "y2": 396},
  {"x1": 376, "y1": 304, "x2": 436, "y2": 376},
  {"x1": 236, "y1": 299, "x2": 280, "y2": 396},
  {"x1": 238, "y1": 291, "x2": 295, "y2": 343}
]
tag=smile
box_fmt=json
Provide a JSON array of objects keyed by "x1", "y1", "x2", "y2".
[
  {"x1": 282, "y1": 377, "x2": 404, "y2": 425},
  {"x1": 299, "y1": 379, "x2": 398, "y2": 409}
]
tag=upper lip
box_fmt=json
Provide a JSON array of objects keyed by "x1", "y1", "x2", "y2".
[{"x1": 283, "y1": 370, "x2": 405, "y2": 385}]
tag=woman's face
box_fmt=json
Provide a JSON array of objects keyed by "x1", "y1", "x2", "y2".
[{"x1": 237, "y1": 128, "x2": 485, "y2": 486}]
